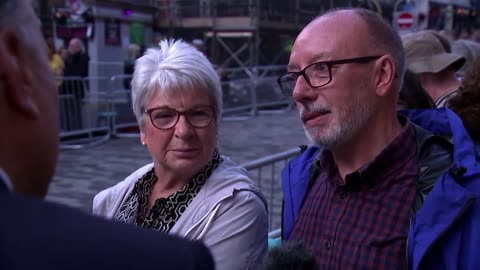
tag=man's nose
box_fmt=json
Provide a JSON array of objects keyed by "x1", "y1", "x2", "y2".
[{"x1": 292, "y1": 75, "x2": 315, "y2": 102}]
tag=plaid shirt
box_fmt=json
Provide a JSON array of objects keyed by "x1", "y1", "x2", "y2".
[{"x1": 289, "y1": 117, "x2": 418, "y2": 270}]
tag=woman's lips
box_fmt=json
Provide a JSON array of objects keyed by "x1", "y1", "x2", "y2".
[
  {"x1": 173, "y1": 148, "x2": 197, "y2": 152},
  {"x1": 170, "y1": 148, "x2": 200, "y2": 158}
]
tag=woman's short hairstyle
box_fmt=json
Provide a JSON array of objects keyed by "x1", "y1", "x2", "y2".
[{"x1": 131, "y1": 39, "x2": 222, "y2": 129}]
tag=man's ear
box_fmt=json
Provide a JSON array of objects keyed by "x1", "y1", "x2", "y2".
[
  {"x1": 374, "y1": 55, "x2": 396, "y2": 97},
  {"x1": 0, "y1": 28, "x2": 39, "y2": 118}
]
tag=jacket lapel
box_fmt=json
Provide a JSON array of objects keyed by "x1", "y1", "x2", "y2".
[{"x1": 0, "y1": 175, "x2": 8, "y2": 192}]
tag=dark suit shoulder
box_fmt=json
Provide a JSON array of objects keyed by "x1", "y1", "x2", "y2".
[{"x1": 0, "y1": 192, "x2": 214, "y2": 270}]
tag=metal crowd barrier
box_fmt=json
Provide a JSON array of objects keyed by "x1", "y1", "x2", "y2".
[
  {"x1": 253, "y1": 66, "x2": 294, "y2": 114},
  {"x1": 109, "y1": 75, "x2": 139, "y2": 138},
  {"x1": 221, "y1": 66, "x2": 293, "y2": 120},
  {"x1": 57, "y1": 65, "x2": 292, "y2": 148},
  {"x1": 58, "y1": 76, "x2": 112, "y2": 149},
  {"x1": 241, "y1": 147, "x2": 302, "y2": 231}
]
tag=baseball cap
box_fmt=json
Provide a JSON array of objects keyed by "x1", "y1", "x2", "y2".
[{"x1": 402, "y1": 30, "x2": 465, "y2": 74}]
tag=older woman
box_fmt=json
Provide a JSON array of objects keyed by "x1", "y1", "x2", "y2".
[{"x1": 93, "y1": 39, "x2": 268, "y2": 270}]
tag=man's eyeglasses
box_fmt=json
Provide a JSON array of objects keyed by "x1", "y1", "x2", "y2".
[
  {"x1": 277, "y1": 56, "x2": 382, "y2": 96},
  {"x1": 144, "y1": 105, "x2": 216, "y2": 130}
]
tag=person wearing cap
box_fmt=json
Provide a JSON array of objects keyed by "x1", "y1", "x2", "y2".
[
  {"x1": 452, "y1": 39, "x2": 480, "y2": 78},
  {"x1": 402, "y1": 30, "x2": 465, "y2": 108},
  {"x1": 278, "y1": 7, "x2": 480, "y2": 270}
]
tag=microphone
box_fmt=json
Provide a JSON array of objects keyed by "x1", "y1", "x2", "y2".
[{"x1": 262, "y1": 240, "x2": 320, "y2": 270}]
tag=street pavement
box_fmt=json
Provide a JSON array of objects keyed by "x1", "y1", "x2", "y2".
[{"x1": 47, "y1": 108, "x2": 309, "y2": 229}]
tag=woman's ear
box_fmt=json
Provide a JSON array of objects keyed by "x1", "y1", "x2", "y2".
[{"x1": 140, "y1": 131, "x2": 147, "y2": 147}]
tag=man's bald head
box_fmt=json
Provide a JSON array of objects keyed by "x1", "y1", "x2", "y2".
[
  {"x1": 304, "y1": 9, "x2": 405, "y2": 89},
  {"x1": 68, "y1": 38, "x2": 85, "y2": 54}
]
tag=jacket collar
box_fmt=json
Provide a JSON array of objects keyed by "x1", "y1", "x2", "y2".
[
  {"x1": 0, "y1": 167, "x2": 13, "y2": 192},
  {"x1": 401, "y1": 108, "x2": 477, "y2": 167}
]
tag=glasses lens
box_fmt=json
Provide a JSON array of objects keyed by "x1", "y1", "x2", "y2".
[
  {"x1": 278, "y1": 73, "x2": 297, "y2": 96},
  {"x1": 150, "y1": 108, "x2": 178, "y2": 129},
  {"x1": 186, "y1": 107, "x2": 214, "y2": 127},
  {"x1": 305, "y1": 62, "x2": 330, "y2": 87}
]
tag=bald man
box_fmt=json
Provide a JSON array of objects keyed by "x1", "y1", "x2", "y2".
[{"x1": 278, "y1": 8, "x2": 480, "y2": 270}]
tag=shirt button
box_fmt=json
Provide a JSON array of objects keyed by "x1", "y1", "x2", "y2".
[
  {"x1": 324, "y1": 240, "x2": 332, "y2": 250},
  {"x1": 339, "y1": 190, "x2": 347, "y2": 199}
]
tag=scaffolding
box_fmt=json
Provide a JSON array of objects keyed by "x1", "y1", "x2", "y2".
[
  {"x1": 38, "y1": 0, "x2": 387, "y2": 76},
  {"x1": 150, "y1": 1, "x2": 331, "y2": 77},
  {"x1": 151, "y1": 0, "x2": 389, "y2": 76}
]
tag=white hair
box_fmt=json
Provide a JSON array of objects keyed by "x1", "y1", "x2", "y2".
[{"x1": 131, "y1": 38, "x2": 222, "y2": 129}]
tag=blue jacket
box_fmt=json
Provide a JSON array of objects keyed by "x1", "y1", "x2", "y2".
[
  {"x1": 405, "y1": 109, "x2": 480, "y2": 270},
  {"x1": 281, "y1": 108, "x2": 480, "y2": 269}
]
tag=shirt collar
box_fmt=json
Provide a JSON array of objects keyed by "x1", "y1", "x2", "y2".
[
  {"x1": 316, "y1": 115, "x2": 416, "y2": 190},
  {"x1": 0, "y1": 167, "x2": 14, "y2": 192},
  {"x1": 434, "y1": 87, "x2": 462, "y2": 108}
]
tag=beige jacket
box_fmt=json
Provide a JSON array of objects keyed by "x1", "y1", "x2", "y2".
[{"x1": 93, "y1": 156, "x2": 268, "y2": 270}]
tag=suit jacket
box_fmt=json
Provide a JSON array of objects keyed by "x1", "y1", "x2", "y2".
[{"x1": 0, "y1": 182, "x2": 215, "y2": 270}]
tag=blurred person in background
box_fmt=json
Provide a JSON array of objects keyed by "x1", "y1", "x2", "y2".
[
  {"x1": 46, "y1": 37, "x2": 64, "y2": 78},
  {"x1": 93, "y1": 39, "x2": 268, "y2": 270},
  {"x1": 58, "y1": 45, "x2": 68, "y2": 63},
  {"x1": 438, "y1": 30, "x2": 455, "y2": 41},
  {"x1": 471, "y1": 29, "x2": 480, "y2": 43},
  {"x1": 448, "y1": 57, "x2": 480, "y2": 142},
  {"x1": 64, "y1": 37, "x2": 89, "y2": 79},
  {"x1": 0, "y1": 1, "x2": 215, "y2": 269},
  {"x1": 192, "y1": 38, "x2": 207, "y2": 57},
  {"x1": 451, "y1": 39, "x2": 480, "y2": 78},
  {"x1": 123, "y1": 43, "x2": 141, "y2": 90},
  {"x1": 402, "y1": 30, "x2": 465, "y2": 107},
  {"x1": 398, "y1": 70, "x2": 435, "y2": 109},
  {"x1": 61, "y1": 37, "x2": 90, "y2": 130}
]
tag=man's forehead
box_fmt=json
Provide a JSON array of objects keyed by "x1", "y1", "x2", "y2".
[
  {"x1": 294, "y1": 13, "x2": 368, "y2": 53},
  {"x1": 293, "y1": 21, "x2": 353, "y2": 51},
  {"x1": 306, "y1": 12, "x2": 362, "y2": 35}
]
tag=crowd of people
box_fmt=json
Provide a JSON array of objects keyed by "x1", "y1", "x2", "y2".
[{"x1": 1, "y1": 0, "x2": 480, "y2": 269}]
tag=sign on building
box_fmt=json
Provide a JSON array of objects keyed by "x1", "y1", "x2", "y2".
[
  {"x1": 394, "y1": 1, "x2": 417, "y2": 35},
  {"x1": 397, "y1": 11, "x2": 415, "y2": 30}
]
